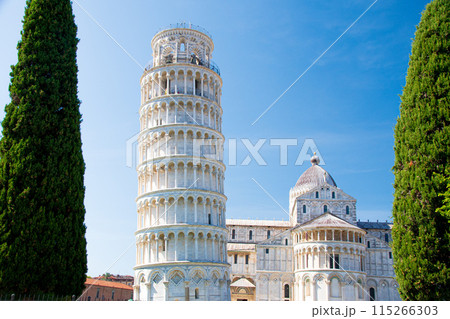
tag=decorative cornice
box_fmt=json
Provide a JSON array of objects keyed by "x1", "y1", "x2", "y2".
[
  {"x1": 135, "y1": 188, "x2": 227, "y2": 202},
  {"x1": 135, "y1": 223, "x2": 228, "y2": 236},
  {"x1": 138, "y1": 123, "x2": 225, "y2": 140}
]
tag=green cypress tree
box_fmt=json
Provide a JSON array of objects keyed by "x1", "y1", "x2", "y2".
[
  {"x1": 0, "y1": 0, "x2": 87, "y2": 297},
  {"x1": 392, "y1": 0, "x2": 450, "y2": 301}
]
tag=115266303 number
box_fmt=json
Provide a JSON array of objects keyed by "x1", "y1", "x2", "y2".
[{"x1": 372, "y1": 305, "x2": 438, "y2": 316}]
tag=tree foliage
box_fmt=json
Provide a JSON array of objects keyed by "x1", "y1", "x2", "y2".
[
  {"x1": 0, "y1": 0, "x2": 87, "y2": 296},
  {"x1": 101, "y1": 273, "x2": 113, "y2": 281},
  {"x1": 392, "y1": 0, "x2": 450, "y2": 301}
]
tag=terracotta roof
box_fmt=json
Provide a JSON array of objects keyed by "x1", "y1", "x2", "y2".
[
  {"x1": 85, "y1": 278, "x2": 133, "y2": 290},
  {"x1": 296, "y1": 213, "x2": 362, "y2": 231},
  {"x1": 226, "y1": 219, "x2": 291, "y2": 227},
  {"x1": 93, "y1": 275, "x2": 134, "y2": 281},
  {"x1": 110, "y1": 275, "x2": 134, "y2": 279}
]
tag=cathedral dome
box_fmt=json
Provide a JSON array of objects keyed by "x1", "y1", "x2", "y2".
[{"x1": 294, "y1": 154, "x2": 337, "y2": 191}]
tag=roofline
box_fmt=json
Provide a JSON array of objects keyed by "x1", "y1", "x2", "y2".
[
  {"x1": 226, "y1": 218, "x2": 291, "y2": 227},
  {"x1": 292, "y1": 185, "x2": 356, "y2": 202},
  {"x1": 85, "y1": 279, "x2": 133, "y2": 290},
  {"x1": 292, "y1": 212, "x2": 366, "y2": 233}
]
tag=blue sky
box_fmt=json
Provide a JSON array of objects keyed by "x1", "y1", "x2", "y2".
[{"x1": 0, "y1": 0, "x2": 430, "y2": 276}]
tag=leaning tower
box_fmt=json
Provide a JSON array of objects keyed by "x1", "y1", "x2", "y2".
[{"x1": 133, "y1": 23, "x2": 230, "y2": 301}]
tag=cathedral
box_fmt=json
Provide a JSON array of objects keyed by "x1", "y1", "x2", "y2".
[
  {"x1": 227, "y1": 154, "x2": 401, "y2": 301},
  {"x1": 133, "y1": 23, "x2": 401, "y2": 301}
]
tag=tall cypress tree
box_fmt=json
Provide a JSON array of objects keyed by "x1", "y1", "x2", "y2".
[
  {"x1": 392, "y1": 0, "x2": 450, "y2": 301},
  {"x1": 0, "y1": 0, "x2": 87, "y2": 296}
]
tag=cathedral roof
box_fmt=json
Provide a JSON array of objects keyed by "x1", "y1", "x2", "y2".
[
  {"x1": 293, "y1": 154, "x2": 337, "y2": 192},
  {"x1": 226, "y1": 219, "x2": 291, "y2": 227},
  {"x1": 357, "y1": 221, "x2": 392, "y2": 230},
  {"x1": 296, "y1": 212, "x2": 362, "y2": 231}
]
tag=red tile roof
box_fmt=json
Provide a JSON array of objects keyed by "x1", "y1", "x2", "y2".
[
  {"x1": 85, "y1": 278, "x2": 133, "y2": 290},
  {"x1": 93, "y1": 275, "x2": 134, "y2": 281}
]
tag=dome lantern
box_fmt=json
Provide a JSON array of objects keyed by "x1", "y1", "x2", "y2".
[{"x1": 310, "y1": 152, "x2": 320, "y2": 166}]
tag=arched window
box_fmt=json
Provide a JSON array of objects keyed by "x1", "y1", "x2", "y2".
[
  {"x1": 234, "y1": 254, "x2": 238, "y2": 264},
  {"x1": 208, "y1": 213, "x2": 211, "y2": 225},
  {"x1": 329, "y1": 254, "x2": 340, "y2": 269},
  {"x1": 164, "y1": 54, "x2": 173, "y2": 64},
  {"x1": 139, "y1": 276, "x2": 147, "y2": 301},
  {"x1": 303, "y1": 205, "x2": 307, "y2": 214},
  {"x1": 315, "y1": 191, "x2": 319, "y2": 199},
  {"x1": 305, "y1": 279, "x2": 311, "y2": 296},
  {"x1": 357, "y1": 280, "x2": 363, "y2": 299},
  {"x1": 231, "y1": 229, "x2": 235, "y2": 239},
  {"x1": 367, "y1": 241, "x2": 371, "y2": 248},
  {"x1": 324, "y1": 205, "x2": 328, "y2": 213},
  {"x1": 180, "y1": 42, "x2": 186, "y2": 52},
  {"x1": 346, "y1": 206, "x2": 350, "y2": 215},
  {"x1": 195, "y1": 288, "x2": 199, "y2": 300},
  {"x1": 385, "y1": 234, "x2": 389, "y2": 243},
  {"x1": 249, "y1": 230, "x2": 253, "y2": 240},
  {"x1": 285, "y1": 238, "x2": 288, "y2": 245},
  {"x1": 267, "y1": 230, "x2": 271, "y2": 239},
  {"x1": 335, "y1": 254, "x2": 340, "y2": 269},
  {"x1": 194, "y1": 79, "x2": 201, "y2": 96},
  {"x1": 330, "y1": 277, "x2": 340, "y2": 298},
  {"x1": 284, "y1": 284, "x2": 290, "y2": 299},
  {"x1": 369, "y1": 287, "x2": 376, "y2": 301},
  {"x1": 332, "y1": 192, "x2": 335, "y2": 199}
]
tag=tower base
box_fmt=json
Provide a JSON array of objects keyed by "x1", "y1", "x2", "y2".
[{"x1": 134, "y1": 263, "x2": 231, "y2": 301}]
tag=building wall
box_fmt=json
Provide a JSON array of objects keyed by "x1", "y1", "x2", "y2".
[
  {"x1": 293, "y1": 271, "x2": 367, "y2": 301},
  {"x1": 80, "y1": 284, "x2": 133, "y2": 301},
  {"x1": 229, "y1": 250, "x2": 256, "y2": 276},
  {"x1": 365, "y1": 230, "x2": 395, "y2": 277},
  {"x1": 256, "y1": 245, "x2": 292, "y2": 273},
  {"x1": 227, "y1": 223, "x2": 290, "y2": 243},
  {"x1": 363, "y1": 228, "x2": 400, "y2": 301},
  {"x1": 227, "y1": 224, "x2": 293, "y2": 301},
  {"x1": 292, "y1": 186, "x2": 357, "y2": 225},
  {"x1": 255, "y1": 272, "x2": 293, "y2": 301}
]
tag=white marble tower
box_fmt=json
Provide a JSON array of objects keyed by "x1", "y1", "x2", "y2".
[{"x1": 133, "y1": 23, "x2": 230, "y2": 301}]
